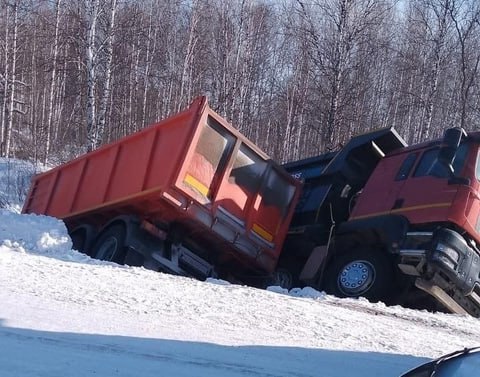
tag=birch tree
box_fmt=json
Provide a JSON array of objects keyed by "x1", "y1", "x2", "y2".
[
  {"x1": 421, "y1": 0, "x2": 452, "y2": 139},
  {"x1": 85, "y1": 0, "x2": 100, "y2": 151},
  {"x1": 0, "y1": 3, "x2": 10, "y2": 157},
  {"x1": 295, "y1": 0, "x2": 392, "y2": 150},
  {"x1": 44, "y1": 0, "x2": 63, "y2": 163},
  {"x1": 96, "y1": 0, "x2": 117, "y2": 145},
  {"x1": 449, "y1": 0, "x2": 480, "y2": 130},
  {"x1": 3, "y1": 0, "x2": 18, "y2": 157}
]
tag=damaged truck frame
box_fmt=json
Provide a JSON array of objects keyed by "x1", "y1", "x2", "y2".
[{"x1": 23, "y1": 97, "x2": 480, "y2": 316}]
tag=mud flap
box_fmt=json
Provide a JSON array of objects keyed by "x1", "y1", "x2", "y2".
[{"x1": 299, "y1": 245, "x2": 328, "y2": 285}]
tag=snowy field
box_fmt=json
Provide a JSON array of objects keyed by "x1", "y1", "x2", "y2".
[{"x1": 1, "y1": 159, "x2": 479, "y2": 376}]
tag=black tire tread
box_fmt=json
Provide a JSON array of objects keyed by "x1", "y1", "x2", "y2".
[{"x1": 91, "y1": 224, "x2": 127, "y2": 264}]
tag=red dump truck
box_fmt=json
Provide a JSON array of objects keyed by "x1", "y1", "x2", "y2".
[
  {"x1": 23, "y1": 97, "x2": 480, "y2": 316},
  {"x1": 23, "y1": 97, "x2": 301, "y2": 285}
]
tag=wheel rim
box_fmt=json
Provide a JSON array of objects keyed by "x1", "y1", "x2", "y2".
[
  {"x1": 337, "y1": 260, "x2": 375, "y2": 297},
  {"x1": 96, "y1": 236, "x2": 118, "y2": 261}
]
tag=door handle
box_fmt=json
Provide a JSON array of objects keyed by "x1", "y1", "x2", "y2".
[{"x1": 392, "y1": 198, "x2": 404, "y2": 210}]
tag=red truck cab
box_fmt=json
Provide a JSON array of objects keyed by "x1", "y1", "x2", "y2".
[
  {"x1": 283, "y1": 127, "x2": 480, "y2": 316},
  {"x1": 340, "y1": 129, "x2": 480, "y2": 315},
  {"x1": 351, "y1": 133, "x2": 477, "y2": 232}
]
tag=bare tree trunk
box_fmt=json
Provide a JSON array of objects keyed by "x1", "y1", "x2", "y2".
[
  {"x1": 54, "y1": 45, "x2": 68, "y2": 143},
  {"x1": 178, "y1": 1, "x2": 199, "y2": 111},
  {"x1": 130, "y1": 39, "x2": 141, "y2": 132},
  {"x1": 449, "y1": 1, "x2": 480, "y2": 129},
  {"x1": 4, "y1": 1, "x2": 18, "y2": 158},
  {"x1": 141, "y1": 1, "x2": 158, "y2": 127},
  {"x1": 97, "y1": 0, "x2": 117, "y2": 144},
  {"x1": 420, "y1": 0, "x2": 451, "y2": 140},
  {"x1": 44, "y1": 0, "x2": 62, "y2": 163},
  {"x1": 86, "y1": 0, "x2": 100, "y2": 151},
  {"x1": 0, "y1": 4, "x2": 9, "y2": 157},
  {"x1": 29, "y1": 17, "x2": 38, "y2": 163}
]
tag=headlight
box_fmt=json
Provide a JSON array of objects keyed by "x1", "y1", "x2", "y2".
[
  {"x1": 435, "y1": 254, "x2": 457, "y2": 270},
  {"x1": 436, "y1": 243, "x2": 460, "y2": 262}
]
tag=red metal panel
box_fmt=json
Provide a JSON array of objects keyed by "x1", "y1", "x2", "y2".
[
  {"x1": 351, "y1": 153, "x2": 407, "y2": 219},
  {"x1": 106, "y1": 133, "x2": 154, "y2": 201},
  {"x1": 175, "y1": 109, "x2": 213, "y2": 203},
  {"x1": 72, "y1": 146, "x2": 120, "y2": 213},
  {"x1": 26, "y1": 173, "x2": 55, "y2": 214},
  {"x1": 216, "y1": 180, "x2": 249, "y2": 222},
  {"x1": 24, "y1": 98, "x2": 204, "y2": 220},
  {"x1": 249, "y1": 166, "x2": 298, "y2": 252},
  {"x1": 47, "y1": 159, "x2": 87, "y2": 217},
  {"x1": 142, "y1": 109, "x2": 200, "y2": 190}
]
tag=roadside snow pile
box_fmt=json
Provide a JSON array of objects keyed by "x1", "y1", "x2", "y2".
[
  {"x1": 0, "y1": 210, "x2": 73, "y2": 258},
  {"x1": 0, "y1": 209, "x2": 119, "y2": 266},
  {"x1": 0, "y1": 158, "x2": 40, "y2": 211}
]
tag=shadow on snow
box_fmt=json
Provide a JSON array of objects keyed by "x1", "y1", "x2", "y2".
[{"x1": 0, "y1": 319, "x2": 427, "y2": 377}]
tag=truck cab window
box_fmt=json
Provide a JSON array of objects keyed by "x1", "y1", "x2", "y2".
[
  {"x1": 475, "y1": 150, "x2": 480, "y2": 181},
  {"x1": 414, "y1": 143, "x2": 468, "y2": 178},
  {"x1": 395, "y1": 153, "x2": 418, "y2": 181}
]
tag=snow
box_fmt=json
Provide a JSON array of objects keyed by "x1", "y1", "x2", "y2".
[
  {"x1": 0, "y1": 158, "x2": 39, "y2": 212},
  {"x1": 0, "y1": 159, "x2": 479, "y2": 376}
]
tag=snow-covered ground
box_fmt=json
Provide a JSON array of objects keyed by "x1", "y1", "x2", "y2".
[{"x1": 1, "y1": 159, "x2": 479, "y2": 376}]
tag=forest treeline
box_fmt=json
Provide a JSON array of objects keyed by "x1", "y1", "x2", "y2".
[{"x1": 0, "y1": 0, "x2": 480, "y2": 165}]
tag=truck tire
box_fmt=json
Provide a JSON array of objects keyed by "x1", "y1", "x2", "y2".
[
  {"x1": 91, "y1": 224, "x2": 127, "y2": 264},
  {"x1": 70, "y1": 229, "x2": 86, "y2": 253},
  {"x1": 70, "y1": 224, "x2": 96, "y2": 255},
  {"x1": 324, "y1": 247, "x2": 394, "y2": 302}
]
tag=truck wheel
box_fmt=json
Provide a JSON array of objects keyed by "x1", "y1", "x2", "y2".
[
  {"x1": 92, "y1": 225, "x2": 127, "y2": 264},
  {"x1": 70, "y1": 229, "x2": 86, "y2": 253},
  {"x1": 324, "y1": 248, "x2": 394, "y2": 302},
  {"x1": 69, "y1": 224, "x2": 97, "y2": 256}
]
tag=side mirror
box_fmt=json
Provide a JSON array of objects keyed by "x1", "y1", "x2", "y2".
[
  {"x1": 400, "y1": 360, "x2": 435, "y2": 376},
  {"x1": 437, "y1": 128, "x2": 467, "y2": 175},
  {"x1": 400, "y1": 348, "x2": 480, "y2": 377}
]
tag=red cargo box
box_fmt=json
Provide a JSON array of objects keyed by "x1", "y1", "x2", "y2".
[{"x1": 23, "y1": 97, "x2": 301, "y2": 274}]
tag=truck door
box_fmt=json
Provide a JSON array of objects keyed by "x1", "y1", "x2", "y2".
[
  {"x1": 349, "y1": 151, "x2": 418, "y2": 219},
  {"x1": 392, "y1": 144, "x2": 469, "y2": 224},
  {"x1": 456, "y1": 145, "x2": 480, "y2": 238}
]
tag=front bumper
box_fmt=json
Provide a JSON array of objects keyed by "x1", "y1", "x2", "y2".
[{"x1": 428, "y1": 228, "x2": 480, "y2": 295}]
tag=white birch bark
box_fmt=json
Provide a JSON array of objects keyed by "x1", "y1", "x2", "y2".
[
  {"x1": 178, "y1": 1, "x2": 199, "y2": 111},
  {"x1": 0, "y1": 4, "x2": 9, "y2": 157},
  {"x1": 86, "y1": 0, "x2": 100, "y2": 151},
  {"x1": 97, "y1": 0, "x2": 117, "y2": 144},
  {"x1": 4, "y1": 1, "x2": 18, "y2": 158},
  {"x1": 44, "y1": 0, "x2": 62, "y2": 163}
]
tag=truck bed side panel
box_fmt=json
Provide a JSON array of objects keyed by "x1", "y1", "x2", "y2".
[{"x1": 24, "y1": 103, "x2": 200, "y2": 219}]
